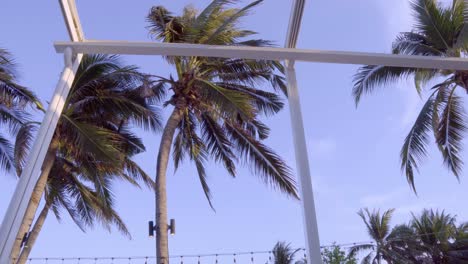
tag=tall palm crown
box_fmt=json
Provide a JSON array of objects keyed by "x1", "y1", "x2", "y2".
[
  {"x1": 352, "y1": 0, "x2": 468, "y2": 191},
  {"x1": 41, "y1": 55, "x2": 159, "y2": 231},
  {"x1": 147, "y1": 0, "x2": 297, "y2": 206},
  {"x1": 12, "y1": 54, "x2": 161, "y2": 263},
  {"x1": 0, "y1": 48, "x2": 42, "y2": 173},
  {"x1": 146, "y1": 1, "x2": 297, "y2": 263},
  {"x1": 37, "y1": 53, "x2": 160, "y2": 229}
]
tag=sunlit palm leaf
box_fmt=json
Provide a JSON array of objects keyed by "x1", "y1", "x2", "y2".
[{"x1": 205, "y1": 0, "x2": 264, "y2": 44}]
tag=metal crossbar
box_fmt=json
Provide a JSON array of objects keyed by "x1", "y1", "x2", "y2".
[{"x1": 55, "y1": 41, "x2": 468, "y2": 71}]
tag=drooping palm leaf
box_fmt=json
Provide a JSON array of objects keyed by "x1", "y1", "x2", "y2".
[
  {"x1": 225, "y1": 122, "x2": 297, "y2": 198},
  {"x1": 353, "y1": 66, "x2": 417, "y2": 105},
  {"x1": 14, "y1": 122, "x2": 39, "y2": 175},
  {"x1": 436, "y1": 87, "x2": 467, "y2": 178},
  {"x1": 400, "y1": 92, "x2": 436, "y2": 191}
]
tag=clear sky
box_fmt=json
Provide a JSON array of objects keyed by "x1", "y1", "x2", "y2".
[{"x1": 1, "y1": 0, "x2": 467, "y2": 263}]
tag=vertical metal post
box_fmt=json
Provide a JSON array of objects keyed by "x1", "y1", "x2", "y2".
[
  {"x1": 0, "y1": 48, "x2": 82, "y2": 263},
  {"x1": 285, "y1": 61, "x2": 322, "y2": 264}
]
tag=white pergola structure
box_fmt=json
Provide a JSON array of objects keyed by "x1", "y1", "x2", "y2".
[{"x1": 1, "y1": 0, "x2": 468, "y2": 263}]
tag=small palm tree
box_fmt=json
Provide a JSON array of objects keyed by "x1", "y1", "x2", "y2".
[
  {"x1": 351, "y1": 208, "x2": 416, "y2": 263},
  {"x1": 0, "y1": 48, "x2": 42, "y2": 173},
  {"x1": 411, "y1": 209, "x2": 468, "y2": 263},
  {"x1": 272, "y1": 242, "x2": 300, "y2": 264},
  {"x1": 15, "y1": 130, "x2": 151, "y2": 263},
  {"x1": 146, "y1": 1, "x2": 298, "y2": 262},
  {"x1": 11, "y1": 54, "x2": 161, "y2": 263},
  {"x1": 352, "y1": 0, "x2": 468, "y2": 191}
]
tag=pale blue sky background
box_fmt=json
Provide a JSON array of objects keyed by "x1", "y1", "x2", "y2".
[{"x1": 1, "y1": 0, "x2": 467, "y2": 263}]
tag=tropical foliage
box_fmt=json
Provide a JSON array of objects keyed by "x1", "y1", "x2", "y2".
[
  {"x1": 272, "y1": 242, "x2": 300, "y2": 264},
  {"x1": 352, "y1": 208, "x2": 468, "y2": 263},
  {"x1": 146, "y1": 0, "x2": 297, "y2": 262},
  {"x1": 321, "y1": 244, "x2": 357, "y2": 264},
  {"x1": 0, "y1": 48, "x2": 42, "y2": 174},
  {"x1": 352, "y1": 0, "x2": 468, "y2": 191},
  {"x1": 13, "y1": 55, "x2": 160, "y2": 264}
]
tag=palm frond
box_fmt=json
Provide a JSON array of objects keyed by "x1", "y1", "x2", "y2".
[
  {"x1": 393, "y1": 32, "x2": 445, "y2": 56},
  {"x1": 436, "y1": 86, "x2": 467, "y2": 178},
  {"x1": 201, "y1": 113, "x2": 236, "y2": 176},
  {"x1": 61, "y1": 116, "x2": 124, "y2": 162},
  {"x1": 353, "y1": 65, "x2": 416, "y2": 106},
  {"x1": 193, "y1": 148, "x2": 215, "y2": 210},
  {"x1": 123, "y1": 157, "x2": 155, "y2": 190},
  {"x1": 400, "y1": 92, "x2": 436, "y2": 192},
  {"x1": 225, "y1": 122, "x2": 298, "y2": 198},
  {"x1": 0, "y1": 104, "x2": 27, "y2": 134},
  {"x1": 349, "y1": 243, "x2": 375, "y2": 257},
  {"x1": 0, "y1": 133, "x2": 14, "y2": 173},
  {"x1": 220, "y1": 83, "x2": 284, "y2": 116},
  {"x1": 410, "y1": 0, "x2": 454, "y2": 51},
  {"x1": 205, "y1": 0, "x2": 264, "y2": 44},
  {"x1": 14, "y1": 122, "x2": 39, "y2": 176},
  {"x1": 197, "y1": 78, "x2": 255, "y2": 119}
]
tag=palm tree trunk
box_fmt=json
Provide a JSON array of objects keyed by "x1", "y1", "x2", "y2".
[
  {"x1": 156, "y1": 108, "x2": 182, "y2": 264},
  {"x1": 10, "y1": 143, "x2": 56, "y2": 262},
  {"x1": 16, "y1": 203, "x2": 50, "y2": 264}
]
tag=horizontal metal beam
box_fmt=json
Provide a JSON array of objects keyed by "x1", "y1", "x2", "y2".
[{"x1": 55, "y1": 40, "x2": 468, "y2": 70}]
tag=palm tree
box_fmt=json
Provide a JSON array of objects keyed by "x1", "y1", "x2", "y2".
[
  {"x1": 352, "y1": 0, "x2": 468, "y2": 191},
  {"x1": 146, "y1": 1, "x2": 298, "y2": 262},
  {"x1": 15, "y1": 126, "x2": 152, "y2": 264},
  {"x1": 10, "y1": 54, "x2": 161, "y2": 263},
  {"x1": 411, "y1": 209, "x2": 468, "y2": 263},
  {"x1": 272, "y1": 242, "x2": 300, "y2": 264},
  {"x1": 0, "y1": 48, "x2": 42, "y2": 174},
  {"x1": 351, "y1": 208, "x2": 417, "y2": 263}
]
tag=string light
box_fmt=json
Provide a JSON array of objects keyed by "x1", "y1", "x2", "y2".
[{"x1": 22, "y1": 230, "x2": 461, "y2": 264}]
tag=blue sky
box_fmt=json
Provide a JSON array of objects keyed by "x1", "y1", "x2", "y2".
[{"x1": 1, "y1": 0, "x2": 467, "y2": 263}]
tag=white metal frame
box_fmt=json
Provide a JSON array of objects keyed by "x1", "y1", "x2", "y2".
[
  {"x1": 2, "y1": 0, "x2": 468, "y2": 263},
  {"x1": 0, "y1": 1, "x2": 83, "y2": 263}
]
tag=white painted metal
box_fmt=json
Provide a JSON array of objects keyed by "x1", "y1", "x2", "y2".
[
  {"x1": 55, "y1": 41, "x2": 468, "y2": 71},
  {"x1": 59, "y1": 0, "x2": 85, "y2": 41},
  {"x1": 0, "y1": 49, "x2": 83, "y2": 263},
  {"x1": 285, "y1": 1, "x2": 322, "y2": 264},
  {"x1": 285, "y1": 64, "x2": 322, "y2": 264},
  {"x1": 0, "y1": 0, "x2": 84, "y2": 261}
]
